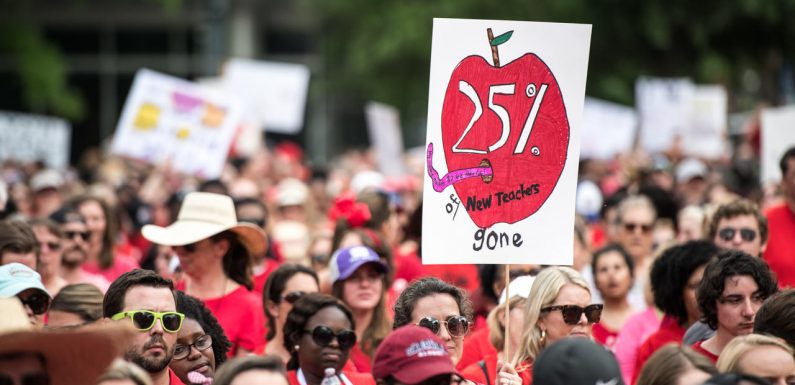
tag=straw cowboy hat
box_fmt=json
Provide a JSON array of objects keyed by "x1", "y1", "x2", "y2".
[
  {"x1": 0, "y1": 298, "x2": 135, "y2": 385},
  {"x1": 142, "y1": 192, "x2": 267, "y2": 256}
]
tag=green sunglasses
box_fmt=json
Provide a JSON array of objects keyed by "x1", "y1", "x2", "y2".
[{"x1": 111, "y1": 310, "x2": 185, "y2": 333}]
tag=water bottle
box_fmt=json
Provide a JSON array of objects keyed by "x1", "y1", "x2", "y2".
[{"x1": 320, "y1": 367, "x2": 342, "y2": 385}]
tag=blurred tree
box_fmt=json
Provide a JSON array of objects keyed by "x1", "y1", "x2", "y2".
[{"x1": 310, "y1": 0, "x2": 795, "y2": 146}]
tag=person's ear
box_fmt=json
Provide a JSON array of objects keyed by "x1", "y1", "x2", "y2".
[{"x1": 266, "y1": 300, "x2": 279, "y2": 319}]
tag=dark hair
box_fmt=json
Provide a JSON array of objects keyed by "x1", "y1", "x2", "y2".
[
  {"x1": 754, "y1": 289, "x2": 795, "y2": 347},
  {"x1": 27, "y1": 217, "x2": 63, "y2": 239},
  {"x1": 69, "y1": 195, "x2": 116, "y2": 270},
  {"x1": 212, "y1": 230, "x2": 254, "y2": 290},
  {"x1": 49, "y1": 206, "x2": 86, "y2": 225},
  {"x1": 234, "y1": 197, "x2": 269, "y2": 229},
  {"x1": 0, "y1": 219, "x2": 38, "y2": 261},
  {"x1": 50, "y1": 283, "x2": 104, "y2": 323},
  {"x1": 591, "y1": 244, "x2": 635, "y2": 280},
  {"x1": 393, "y1": 277, "x2": 474, "y2": 329},
  {"x1": 283, "y1": 293, "x2": 355, "y2": 371},
  {"x1": 636, "y1": 345, "x2": 717, "y2": 385},
  {"x1": 779, "y1": 147, "x2": 795, "y2": 175},
  {"x1": 175, "y1": 291, "x2": 232, "y2": 367},
  {"x1": 357, "y1": 190, "x2": 392, "y2": 229},
  {"x1": 701, "y1": 373, "x2": 773, "y2": 385},
  {"x1": 331, "y1": 267, "x2": 391, "y2": 358},
  {"x1": 263, "y1": 264, "x2": 319, "y2": 340},
  {"x1": 103, "y1": 269, "x2": 175, "y2": 317},
  {"x1": 707, "y1": 199, "x2": 768, "y2": 246},
  {"x1": 697, "y1": 250, "x2": 778, "y2": 330},
  {"x1": 651, "y1": 240, "x2": 720, "y2": 326},
  {"x1": 198, "y1": 179, "x2": 229, "y2": 195},
  {"x1": 213, "y1": 355, "x2": 286, "y2": 385}
]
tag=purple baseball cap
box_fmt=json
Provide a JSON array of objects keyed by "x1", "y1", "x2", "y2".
[{"x1": 328, "y1": 245, "x2": 388, "y2": 283}]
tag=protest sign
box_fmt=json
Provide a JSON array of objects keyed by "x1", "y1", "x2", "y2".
[
  {"x1": 422, "y1": 18, "x2": 591, "y2": 265},
  {"x1": 682, "y1": 85, "x2": 728, "y2": 159},
  {"x1": 636, "y1": 77, "x2": 696, "y2": 154},
  {"x1": 0, "y1": 111, "x2": 71, "y2": 169},
  {"x1": 365, "y1": 101, "x2": 406, "y2": 177},
  {"x1": 221, "y1": 58, "x2": 310, "y2": 134},
  {"x1": 581, "y1": 97, "x2": 637, "y2": 160},
  {"x1": 761, "y1": 105, "x2": 795, "y2": 184},
  {"x1": 111, "y1": 69, "x2": 243, "y2": 179}
]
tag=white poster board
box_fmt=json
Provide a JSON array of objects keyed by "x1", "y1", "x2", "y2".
[
  {"x1": 221, "y1": 58, "x2": 310, "y2": 134},
  {"x1": 111, "y1": 69, "x2": 243, "y2": 179},
  {"x1": 761, "y1": 105, "x2": 795, "y2": 184},
  {"x1": 0, "y1": 111, "x2": 71, "y2": 169},
  {"x1": 366, "y1": 101, "x2": 406, "y2": 177},
  {"x1": 422, "y1": 18, "x2": 591, "y2": 265},
  {"x1": 581, "y1": 97, "x2": 637, "y2": 160},
  {"x1": 636, "y1": 77, "x2": 695, "y2": 153},
  {"x1": 682, "y1": 85, "x2": 728, "y2": 159}
]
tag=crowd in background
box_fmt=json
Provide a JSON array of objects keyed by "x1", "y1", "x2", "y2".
[{"x1": 2, "y1": 121, "x2": 795, "y2": 385}]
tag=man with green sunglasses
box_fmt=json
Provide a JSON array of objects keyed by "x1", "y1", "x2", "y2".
[{"x1": 104, "y1": 269, "x2": 185, "y2": 385}]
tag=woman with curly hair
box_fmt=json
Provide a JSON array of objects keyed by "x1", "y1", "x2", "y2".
[
  {"x1": 170, "y1": 291, "x2": 232, "y2": 385},
  {"x1": 283, "y1": 293, "x2": 374, "y2": 385},
  {"x1": 632, "y1": 241, "x2": 720, "y2": 382}
]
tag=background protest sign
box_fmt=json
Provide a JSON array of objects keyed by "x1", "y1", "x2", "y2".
[
  {"x1": 422, "y1": 18, "x2": 591, "y2": 265},
  {"x1": 761, "y1": 105, "x2": 795, "y2": 184},
  {"x1": 681, "y1": 85, "x2": 728, "y2": 159},
  {"x1": 365, "y1": 101, "x2": 406, "y2": 177},
  {"x1": 111, "y1": 69, "x2": 243, "y2": 179},
  {"x1": 581, "y1": 97, "x2": 637, "y2": 160},
  {"x1": 636, "y1": 77, "x2": 696, "y2": 154},
  {"x1": 0, "y1": 111, "x2": 71, "y2": 170},
  {"x1": 221, "y1": 58, "x2": 310, "y2": 135}
]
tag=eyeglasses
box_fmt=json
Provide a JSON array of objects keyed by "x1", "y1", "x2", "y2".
[
  {"x1": 173, "y1": 334, "x2": 213, "y2": 360},
  {"x1": 717, "y1": 227, "x2": 757, "y2": 242},
  {"x1": 38, "y1": 241, "x2": 61, "y2": 251},
  {"x1": 111, "y1": 310, "x2": 185, "y2": 333},
  {"x1": 303, "y1": 325, "x2": 357, "y2": 351},
  {"x1": 280, "y1": 291, "x2": 306, "y2": 304},
  {"x1": 622, "y1": 222, "x2": 652, "y2": 234},
  {"x1": 64, "y1": 230, "x2": 90, "y2": 241},
  {"x1": 19, "y1": 292, "x2": 50, "y2": 315},
  {"x1": 417, "y1": 315, "x2": 470, "y2": 338},
  {"x1": 0, "y1": 372, "x2": 51, "y2": 385},
  {"x1": 541, "y1": 304, "x2": 603, "y2": 325}
]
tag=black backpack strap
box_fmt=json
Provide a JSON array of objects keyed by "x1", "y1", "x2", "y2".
[{"x1": 479, "y1": 360, "x2": 491, "y2": 385}]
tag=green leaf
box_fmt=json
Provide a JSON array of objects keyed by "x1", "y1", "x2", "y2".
[{"x1": 490, "y1": 30, "x2": 513, "y2": 46}]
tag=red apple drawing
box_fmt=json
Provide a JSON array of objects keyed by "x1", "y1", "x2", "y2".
[{"x1": 433, "y1": 28, "x2": 569, "y2": 228}]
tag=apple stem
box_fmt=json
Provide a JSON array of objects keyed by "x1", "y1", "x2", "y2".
[{"x1": 487, "y1": 28, "x2": 500, "y2": 67}]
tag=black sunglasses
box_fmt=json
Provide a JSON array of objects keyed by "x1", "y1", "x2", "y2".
[
  {"x1": 64, "y1": 230, "x2": 91, "y2": 242},
  {"x1": 19, "y1": 292, "x2": 50, "y2": 315},
  {"x1": 623, "y1": 222, "x2": 652, "y2": 234},
  {"x1": 0, "y1": 372, "x2": 51, "y2": 385},
  {"x1": 417, "y1": 315, "x2": 470, "y2": 338},
  {"x1": 178, "y1": 242, "x2": 198, "y2": 253},
  {"x1": 303, "y1": 325, "x2": 357, "y2": 351},
  {"x1": 39, "y1": 241, "x2": 61, "y2": 251},
  {"x1": 541, "y1": 304, "x2": 603, "y2": 325},
  {"x1": 280, "y1": 291, "x2": 306, "y2": 304},
  {"x1": 717, "y1": 227, "x2": 757, "y2": 242}
]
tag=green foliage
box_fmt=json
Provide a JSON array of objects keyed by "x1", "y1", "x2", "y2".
[{"x1": 309, "y1": 0, "x2": 795, "y2": 146}]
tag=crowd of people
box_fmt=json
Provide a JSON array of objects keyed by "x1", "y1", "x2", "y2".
[{"x1": 2, "y1": 137, "x2": 795, "y2": 385}]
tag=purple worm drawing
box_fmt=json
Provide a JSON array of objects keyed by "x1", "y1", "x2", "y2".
[{"x1": 427, "y1": 143, "x2": 494, "y2": 192}]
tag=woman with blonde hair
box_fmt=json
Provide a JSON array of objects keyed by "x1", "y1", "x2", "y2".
[
  {"x1": 513, "y1": 266, "x2": 603, "y2": 384},
  {"x1": 716, "y1": 334, "x2": 795, "y2": 385},
  {"x1": 635, "y1": 345, "x2": 717, "y2": 385}
]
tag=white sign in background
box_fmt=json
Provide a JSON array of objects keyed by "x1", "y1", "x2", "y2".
[
  {"x1": 0, "y1": 111, "x2": 71, "y2": 170},
  {"x1": 580, "y1": 97, "x2": 637, "y2": 160},
  {"x1": 422, "y1": 18, "x2": 591, "y2": 265},
  {"x1": 111, "y1": 69, "x2": 243, "y2": 179},
  {"x1": 636, "y1": 77, "x2": 696, "y2": 154},
  {"x1": 365, "y1": 101, "x2": 406, "y2": 177},
  {"x1": 222, "y1": 59, "x2": 310, "y2": 135},
  {"x1": 682, "y1": 85, "x2": 728, "y2": 159},
  {"x1": 761, "y1": 105, "x2": 795, "y2": 184}
]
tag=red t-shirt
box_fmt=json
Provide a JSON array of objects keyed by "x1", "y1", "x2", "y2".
[
  {"x1": 82, "y1": 254, "x2": 139, "y2": 282},
  {"x1": 461, "y1": 353, "x2": 498, "y2": 385},
  {"x1": 392, "y1": 248, "x2": 426, "y2": 284},
  {"x1": 253, "y1": 258, "x2": 281, "y2": 295},
  {"x1": 691, "y1": 340, "x2": 719, "y2": 363},
  {"x1": 763, "y1": 204, "x2": 795, "y2": 288},
  {"x1": 458, "y1": 327, "x2": 498, "y2": 371},
  {"x1": 286, "y1": 369, "x2": 375, "y2": 385},
  {"x1": 592, "y1": 322, "x2": 619, "y2": 351},
  {"x1": 633, "y1": 315, "x2": 686, "y2": 384},
  {"x1": 177, "y1": 283, "x2": 266, "y2": 357},
  {"x1": 349, "y1": 343, "x2": 372, "y2": 373},
  {"x1": 169, "y1": 369, "x2": 186, "y2": 385}
]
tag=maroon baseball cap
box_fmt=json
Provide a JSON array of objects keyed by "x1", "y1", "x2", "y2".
[{"x1": 373, "y1": 325, "x2": 461, "y2": 384}]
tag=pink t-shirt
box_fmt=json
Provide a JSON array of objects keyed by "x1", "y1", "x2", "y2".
[
  {"x1": 613, "y1": 308, "x2": 662, "y2": 385},
  {"x1": 82, "y1": 254, "x2": 139, "y2": 283}
]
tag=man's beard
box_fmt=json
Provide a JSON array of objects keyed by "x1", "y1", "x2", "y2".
[
  {"x1": 61, "y1": 249, "x2": 86, "y2": 269},
  {"x1": 125, "y1": 335, "x2": 173, "y2": 373}
]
